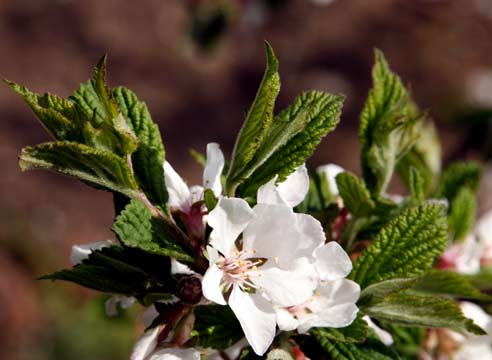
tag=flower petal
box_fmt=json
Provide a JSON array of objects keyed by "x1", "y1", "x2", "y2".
[
  {"x1": 208, "y1": 197, "x2": 254, "y2": 257},
  {"x1": 363, "y1": 316, "x2": 394, "y2": 346},
  {"x1": 70, "y1": 240, "x2": 112, "y2": 265},
  {"x1": 163, "y1": 161, "x2": 191, "y2": 212},
  {"x1": 104, "y1": 295, "x2": 135, "y2": 316},
  {"x1": 130, "y1": 326, "x2": 161, "y2": 360},
  {"x1": 203, "y1": 143, "x2": 225, "y2": 196},
  {"x1": 148, "y1": 348, "x2": 201, "y2": 360},
  {"x1": 253, "y1": 258, "x2": 318, "y2": 307},
  {"x1": 228, "y1": 286, "x2": 276, "y2": 356},
  {"x1": 316, "y1": 164, "x2": 344, "y2": 196},
  {"x1": 294, "y1": 213, "x2": 326, "y2": 258},
  {"x1": 314, "y1": 242, "x2": 353, "y2": 281},
  {"x1": 275, "y1": 307, "x2": 299, "y2": 331},
  {"x1": 171, "y1": 258, "x2": 195, "y2": 275},
  {"x1": 257, "y1": 165, "x2": 309, "y2": 207},
  {"x1": 202, "y1": 263, "x2": 226, "y2": 305}
]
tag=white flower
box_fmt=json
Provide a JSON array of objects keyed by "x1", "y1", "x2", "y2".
[
  {"x1": 69, "y1": 240, "x2": 113, "y2": 265},
  {"x1": 275, "y1": 242, "x2": 360, "y2": 333},
  {"x1": 257, "y1": 165, "x2": 309, "y2": 207},
  {"x1": 476, "y1": 210, "x2": 492, "y2": 266},
  {"x1": 164, "y1": 142, "x2": 224, "y2": 214},
  {"x1": 316, "y1": 164, "x2": 344, "y2": 197},
  {"x1": 147, "y1": 348, "x2": 201, "y2": 360},
  {"x1": 363, "y1": 316, "x2": 394, "y2": 346},
  {"x1": 201, "y1": 196, "x2": 325, "y2": 355},
  {"x1": 449, "y1": 302, "x2": 492, "y2": 360}
]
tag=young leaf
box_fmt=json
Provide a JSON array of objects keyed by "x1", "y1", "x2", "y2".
[
  {"x1": 19, "y1": 141, "x2": 139, "y2": 198},
  {"x1": 408, "y1": 167, "x2": 425, "y2": 204},
  {"x1": 113, "y1": 87, "x2": 168, "y2": 208},
  {"x1": 448, "y1": 187, "x2": 476, "y2": 241},
  {"x1": 412, "y1": 269, "x2": 490, "y2": 300},
  {"x1": 226, "y1": 42, "x2": 280, "y2": 194},
  {"x1": 40, "y1": 246, "x2": 173, "y2": 296},
  {"x1": 336, "y1": 172, "x2": 375, "y2": 217},
  {"x1": 113, "y1": 199, "x2": 193, "y2": 262},
  {"x1": 358, "y1": 278, "x2": 419, "y2": 308},
  {"x1": 240, "y1": 93, "x2": 343, "y2": 196},
  {"x1": 310, "y1": 316, "x2": 369, "y2": 344},
  {"x1": 203, "y1": 188, "x2": 218, "y2": 211},
  {"x1": 435, "y1": 161, "x2": 482, "y2": 201},
  {"x1": 350, "y1": 204, "x2": 448, "y2": 288},
  {"x1": 363, "y1": 292, "x2": 486, "y2": 335},
  {"x1": 189, "y1": 305, "x2": 243, "y2": 350},
  {"x1": 359, "y1": 49, "x2": 423, "y2": 196},
  {"x1": 6, "y1": 80, "x2": 84, "y2": 142}
]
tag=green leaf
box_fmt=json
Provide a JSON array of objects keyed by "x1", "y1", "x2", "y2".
[
  {"x1": 408, "y1": 167, "x2": 424, "y2": 204},
  {"x1": 448, "y1": 187, "x2": 476, "y2": 241},
  {"x1": 19, "y1": 141, "x2": 139, "y2": 198},
  {"x1": 397, "y1": 120, "x2": 441, "y2": 196},
  {"x1": 40, "y1": 246, "x2": 173, "y2": 296},
  {"x1": 464, "y1": 267, "x2": 492, "y2": 291},
  {"x1": 203, "y1": 188, "x2": 218, "y2": 211},
  {"x1": 358, "y1": 278, "x2": 419, "y2": 308},
  {"x1": 113, "y1": 87, "x2": 167, "y2": 208},
  {"x1": 412, "y1": 269, "x2": 490, "y2": 300},
  {"x1": 350, "y1": 204, "x2": 448, "y2": 288},
  {"x1": 189, "y1": 305, "x2": 243, "y2": 350},
  {"x1": 435, "y1": 161, "x2": 482, "y2": 201},
  {"x1": 359, "y1": 49, "x2": 423, "y2": 196},
  {"x1": 6, "y1": 80, "x2": 84, "y2": 142},
  {"x1": 363, "y1": 292, "x2": 486, "y2": 335},
  {"x1": 336, "y1": 172, "x2": 375, "y2": 217},
  {"x1": 310, "y1": 316, "x2": 369, "y2": 344},
  {"x1": 226, "y1": 42, "x2": 280, "y2": 194},
  {"x1": 266, "y1": 349, "x2": 294, "y2": 360},
  {"x1": 113, "y1": 199, "x2": 193, "y2": 262},
  {"x1": 240, "y1": 92, "x2": 344, "y2": 197}
]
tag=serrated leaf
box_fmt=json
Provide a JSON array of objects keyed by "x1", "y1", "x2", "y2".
[
  {"x1": 363, "y1": 292, "x2": 486, "y2": 335},
  {"x1": 40, "y1": 246, "x2": 173, "y2": 296},
  {"x1": 113, "y1": 199, "x2": 193, "y2": 262},
  {"x1": 358, "y1": 278, "x2": 418, "y2": 308},
  {"x1": 464, "y1": 267, "x2": 492, "y2": 291},
  {"x1": 448, "y1": 187, "x2": 476, "y2": 241},
  {"x1": 350, "y1": 204, "x2": 448, "y2": 288},
  {"x1": 226, "y1": 42, "x2": 280, "y2": 194},
  {"x1": 360, "y1": 49, "x2": 423, "y2": 196},
  {"x1": 189, "y1": 305, "x2": 243, "y2": 350},
  {"x1": 240, "y1": 93, "x2": 344, "y2": 196},
  {"x1": 310, "y1": 316, "x2": 369, "y2": 344},
  {"x1": 6, "y1": 80, "x2": 84, "y2": 141},
  {"x1": 408, "y1": 167, "x2": 425, "y2": 204},
  {"x1": 113, "y1": 86, "x2": 168, "y2": 208},
  {"x1": 412, "y1": 269, "x2": 490, "y2": 300},
  {"x1": 336, "y1": 172, "x2": 375, "y2": 217},
  {"x1": 19, "y1": 141, "x2": 139, "y2": 198},
  {"x1": 397, "y1": 120, "x2": 441, "y2": 196},
  {"x1": 435, "y1": 161, "x2": 482, "y2": 201}
]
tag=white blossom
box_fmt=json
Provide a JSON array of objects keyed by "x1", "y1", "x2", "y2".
[{"x1": 316, "y1": 163, "x2": 344, "y2": 197}]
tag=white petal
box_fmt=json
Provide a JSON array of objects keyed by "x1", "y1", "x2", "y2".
[
  {"x1": 253, "y1": 258, "x2": 318, "y2": 307},
  {"x1": 275, "y1": 164, "x2": 310, "y2": 207},
  {"x1": 170, "y1": 258, "x2": 195, "y2": 275},
  {"x1": 297, "y1": 302, "x2": 359, "y2": 333},
  {"x1": 460, "y1": 301, "x2": 492, "y2": 331},
  {"x1": 228, "y1": 286, "x2": 276, "y2": 356},
  {"x1": 142, "y1": 305, "x2": 159, "y2": 328},
  {"x1": 275, "y1": 307, "x2": 299, "y2": 331},
  {"x1": 202, "y1": 264, "x2": 226, "y2": 305},
  {"x1": 189, "y1": 185, "x2": 204, "y2": 204},
  {"x1": 208, "y1": 197, "x2": 254, "y2": 257},
  {"x1": 294, "y1": 213, "x2": 326, "y2": 258},
  {"x1": 104, "y1": 295, "x2": 135, "y2": 316},
  {"x1": 363, "y1": 316, "x2": 394, "y2": 346},
  {"x1": 130, "y1": 326, "x2": 161, "y2": 360},
  {"x1": 477, "y1": 210, "x2": 492, "y2": 248},
  {"x1": 203, "y1": 143, "x2": 225, "y2": 197},
  {"x1": 70, "y1": 240, "x2": 112, "y2": 265},
  {"x1": 316, "y1": 164, "x2": 344, "y2": 196},
  {"x1": 314, "y1": 242, "x2": 353, "y2": 281},
  {"x1": 148, "y1": 348, "x2": 201, "y2": 360},
  {"x1": 454, "y1": 235, "x2": 482, "y2": 275},
  {"x1": 257, "y1": 165, "x2": 309, "y2": 208},
  {"x1": 243, "y1": 204, "x2": 301, "y2": 264},
  {"x1": 163, "y1": 161, "x2": 191, "y2": 212}
]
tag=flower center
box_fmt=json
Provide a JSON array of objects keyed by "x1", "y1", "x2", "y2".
[{"x1": 217, "y1": 250, "x2": 264, "y2": 292}]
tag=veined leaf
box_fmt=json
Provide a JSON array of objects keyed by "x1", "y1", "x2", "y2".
[
  {"x1": 448, "y1": 187, "x2": 476, "y2": 241},
  {"x1": 363, "y1": 292, "x2": 486, "y2": 335},
  {"x1": 360, "y1": 49, "x2": 423, "y2": 196},
  {"x1": 412, "y1": 269, "x2": 490, "y2": 300},
  {"x1": 6, "y1": 80, "x2": 84, "y2": 141},
  {"x1": 358, "y1": 278, "x2": 418, "y2": 308},
  {"x1": 19, "y1": 141, "x2": 139, "y2": 198},
  {"x1": 336, "y1": 172, "x2": 375, "y2": 217},
  {"x1": 189, "y1": 305, "x2": 243, "y2": 350},
  {"x1": 408, "y1": 167, "x2": 425, "y2": 204},
  {"x1": 113, "y1": 199, "x2": 193, "y2": 262},
  {"x1": 113, "y1": 87, "x2": 167, "y2": 208},
  {"x1": 240, "y1": 93, "x2": 343, "y2": 196},
  {"x1": 435, "y1": 161, "x2": 482, "y2": 201},
  {"x1": 350, "y1": 204, "x2": 447, "y2": 288},
  {"x1": 310, "y1": 316, "x2": 369, "y2": 344},
  {"x1": 226, "y1": 42, "x2": 280, "y2": 194}
]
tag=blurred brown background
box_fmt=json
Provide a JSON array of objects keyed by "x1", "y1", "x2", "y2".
[{"x1": 1, "y1": 0, "x2": 492, "y2": 358}]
